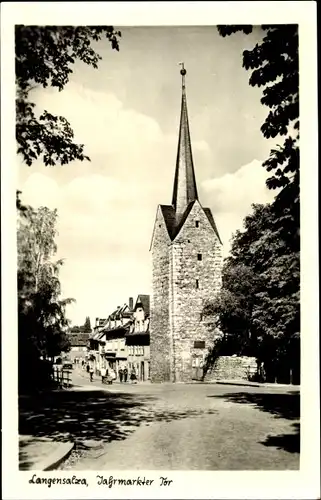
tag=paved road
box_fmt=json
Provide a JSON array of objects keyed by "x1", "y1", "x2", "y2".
[{"x1": 63, "y1": 368, "x2": 300, "y2": 471}]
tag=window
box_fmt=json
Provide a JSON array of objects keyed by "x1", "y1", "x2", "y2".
[
  {"x1": 196, "y1": 279, "x2": 199, "y2": 289},
  {"x1": 194, "y1": 340, "x2": 205, "y2": 349},
  {"x1": 197, "y1": 253, "x2": 202, "y2": 261},
  {"x1": 195, "y1": 221, "x2": 199, "y2": 227}
]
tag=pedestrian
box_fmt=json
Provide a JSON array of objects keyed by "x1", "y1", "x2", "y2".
[
  {"x1": 119, "y1": 367, "x2": 123, "y2": 383},
  {"x1": 130, "y1": 369, "x2": 137, "y2": 384},
  {"x1": 101, "y1": 366, "x2": 106, "y2": 384},
  {"x1": 89, "y1": 365, "x2": 94, "y2": 382},
  {"x1": 123, "y1": 367, "x2": 128, "y2": 383},
  {"x1": 108, "y1": 368, "x2": 116, "y2": 384},
  {"x1": 86, "y1": 363, "x2": 90, "y2": 373}
]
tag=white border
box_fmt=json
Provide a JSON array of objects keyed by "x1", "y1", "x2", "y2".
[{"x1": 1, "y1": 2, "x2": 319, "y2": 499}]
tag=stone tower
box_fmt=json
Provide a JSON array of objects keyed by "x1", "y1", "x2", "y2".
[{"x1": 150, "y1": 65, "x2": 223, "y2": 383}]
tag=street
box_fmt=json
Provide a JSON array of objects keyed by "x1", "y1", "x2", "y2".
[{"x1": 19, "y1": 367, "x2": 300, "y2": 471}]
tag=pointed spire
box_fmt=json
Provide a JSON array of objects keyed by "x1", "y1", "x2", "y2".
[{"x1": 172, "y1": 63, "x2": 198, "y2": 220}]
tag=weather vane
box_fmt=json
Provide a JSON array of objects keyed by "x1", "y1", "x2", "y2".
[
  {"x1": 179, "y1": 62, "x2": 187, "y2": 76},
  {"x1": 179, "y1": 62, "x2": 186, "y2": 90}
]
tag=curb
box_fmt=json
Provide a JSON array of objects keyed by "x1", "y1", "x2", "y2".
[
  {"x1": 214, "y1": 380, "x2": 300, "y2": 389},
  {"x1": 215, "y1": 381, "x2": 261, "y2": 388},
  {"x1": 38, "y1": 442, "x2": 74, "y2": 471}
]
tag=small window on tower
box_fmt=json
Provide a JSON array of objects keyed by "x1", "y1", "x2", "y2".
[
  {"x1": 196, "y1": 279, "x2": 199, "y2": 289},
  {"x1": 197, "y1": 253, "x2": 202, "y2": 261},
  {"x1": 194, "y1": 340, "x2": 205, "y2": 349},
  {"x1": 195, "y1": 221, "x2": 199, "y2": 227}
]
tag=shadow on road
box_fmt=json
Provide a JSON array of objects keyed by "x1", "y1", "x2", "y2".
[
  {"x1": 261, "y1": 423, "x2": 300, "y2": 453},
  {"x1": 19, "y1": 439, "x2": 34, "y2": 470},
  {"x1": 207, "y1": 390, "x2": 300, "y2": 420},
  {"x1": 207, "y1": 390, "x2": 300, "y2": 454},
  {"x1": 19, "y1": 389, "x2": 216, "y2": 447}
]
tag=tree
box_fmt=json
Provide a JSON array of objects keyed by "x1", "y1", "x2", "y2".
[
  {"x1": 16, "y1": 25, "x2": 121, "y2": 166},
  {"x1": 205, "y1": 203, "x2": 300, "y2": 383},
  {"x1": 217, "y1": 25, "x2": 299, "y2": 257},
  {"x1": 17, "y1": 194, "x2": 74, "y2": 390},
  {"x1": 84, "y1": 316, "x2": 92, "y2": 332},
  {"x1": 217, "y1": 25, "x2": 299, "y2": 192},
  {"x1": 206, "y1": 25, "x2": 300, "y2": 383}
]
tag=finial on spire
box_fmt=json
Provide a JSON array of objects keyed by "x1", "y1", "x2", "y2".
[
  {"x1": 179, "y1": 62, "x2": 186, "y2": 90},
  {"x1": 179, "y1": 62, "x2": 186, "y2": 76}
]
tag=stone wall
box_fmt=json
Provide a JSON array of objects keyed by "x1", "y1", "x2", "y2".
[
  {"x1": 205, "y1": 356, "x2": 257, "y2": 381},
  {"x1": 170, "y1": 201, "x2": 223, "y2": 382},
  {"x1": 150, "y1": 206, "x2": 172, "y2": 382}
]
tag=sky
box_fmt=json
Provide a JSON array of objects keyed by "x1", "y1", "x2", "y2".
[{"x1": 17, "y1": 26, "x2": 277, "y2": 326}]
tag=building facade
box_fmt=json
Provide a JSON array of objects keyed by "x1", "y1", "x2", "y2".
[
  {"x1": 150, "y1": 66, "x2": 223, "y2": 383},
  {"x1": 126, "y1": 295, "x2": 150, "y2": 381},
  {"x1": 93, "y1": 295, "x2": 150, "y2": 381}
]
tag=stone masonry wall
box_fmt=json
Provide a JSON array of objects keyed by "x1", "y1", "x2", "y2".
[
  {"x1": 170, "y1": 201, "x2": 223, "y2": 382},
  {"x1": 150, "y1": 207, "x2": 172, "y2": 382},
  {"x1": 205, "y1": 356, "x2": 257, "y2": 381}
]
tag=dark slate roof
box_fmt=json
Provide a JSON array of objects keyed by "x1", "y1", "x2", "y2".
[
  {"x1": 135, "y1": 294, "x2": 150, "y2": 317},
  {"x1": 160, "y1": 201, "x2": 221, "y2": 243},
  {"x1": 160, "y1": 201, "x2": 196, "y2": 240},
  {"x1": 203, "y1": 207, "x2": 223, "y2": 244},
  {"x1": 160, "y1": 202, "x2": 195, "y2": 240},
  {"x1": 173, "y1": 200, "x2": 196, "y2": 238},
  {"x1": 160, "y1": 205, "x2": 176, "y2": 239}
]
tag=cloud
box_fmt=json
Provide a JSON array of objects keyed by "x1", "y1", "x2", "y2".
[
  {"x1": 20, "y1": 169, "x2": 154, "y2": 325},
  {"x1": 20, "y1": 158, "x2": 275, "y2": 325},
  {"x1": 22, "y1": 173, "x2": 60, "y2": 209},
  {"x1": 201, "y1": 159, "x2": 276, "y2": 254},
  {"x1": 20, "y1": 82, "x2": 274, "y2": 325}
]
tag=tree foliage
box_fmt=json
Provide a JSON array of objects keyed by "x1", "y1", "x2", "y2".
[
  {"x1": 217, "y1": 24, "x2": 299, "y2": 193},
  {"x1": 17, "y1": 194, "x2": 74, "y2": 390},
  {"x1": 205, "y1": 203, "x2": 300, "y2": 382},
  {"x1": 69, "y1": 316, "x2": 92, "y2": 333},
  {"x1": 84, "y1": 316, "x2": 92, "y2": 332},
  {"x1": 205, "y1": 25, "x2": 300, "y2": 383},
  {"x1": 16, "y1": 25, "x2": 121, "y2": 166},
  {"x1": 217, "y1": 25, "x2": 300, "y2": 268}
]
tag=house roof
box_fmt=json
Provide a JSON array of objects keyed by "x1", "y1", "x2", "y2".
[
  {"x1": 135, "y1": 294, "x2": 150, "y2": 316},
  {"x1": 90, "y1": 331, "x2": 101, "y2": 341},
  {"x1": 68, "y1": 332, "x2": 89, "y2": 347},
  {"x1": 99, "y1": 322, "x2": 131, "y2": 340}
]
